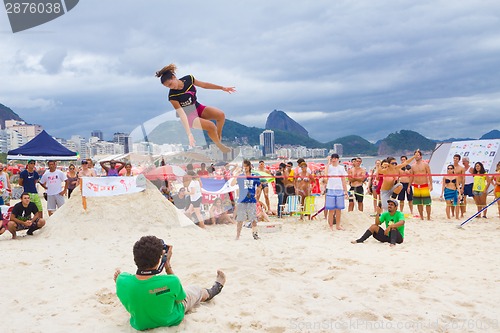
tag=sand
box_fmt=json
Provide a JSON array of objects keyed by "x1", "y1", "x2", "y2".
[{"x1": 1, "y1": 183, "x2": 499, "y2": 333}]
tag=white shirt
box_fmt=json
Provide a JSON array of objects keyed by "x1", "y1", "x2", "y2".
[
  {"x1": 40, "y1": 169, "x2": 67, "y2": 195},
  {"x1": 189, "y1": 179, "x2": 202, "y2": 201},
  {"x1": 327, "y1": 164, "x2": 347, "y2": 190}
]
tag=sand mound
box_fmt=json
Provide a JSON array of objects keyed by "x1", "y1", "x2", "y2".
[{"x1": 45, "y1": 180, "x2": 199, "y2": 239}]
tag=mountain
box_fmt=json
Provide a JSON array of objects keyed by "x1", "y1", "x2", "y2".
[
  {"x1": 0, "y1": 103, "x2": 24, "y2": 129},
  {"x1": 326, "y1": 135, "x2": 378, "y2": 156},
  {"x1": 265, "y1": 110, "x2": 309, "y2": 137},
  {"x1": 376, "y1": 130, "x2": 436, "y2": 155},
  {"x1": 480, "y1": 130, "x2": 500, "y2": 140}
]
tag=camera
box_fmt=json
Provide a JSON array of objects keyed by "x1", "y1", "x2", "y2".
[{"x1": 161, "y1": 239, "x2": 170, "y2": 253}]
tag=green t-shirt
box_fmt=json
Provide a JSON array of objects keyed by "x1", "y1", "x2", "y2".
[
  {"x1": 116, "y1": 273, "x2": 186, "y2": 330},
  {"x1": 379, "y1": 210, "x2": 405, "y2": 238}
]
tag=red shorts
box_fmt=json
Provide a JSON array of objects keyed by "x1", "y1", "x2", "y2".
[{"x1": 187, "y1": 103, "x2": 206, "y2": 127}]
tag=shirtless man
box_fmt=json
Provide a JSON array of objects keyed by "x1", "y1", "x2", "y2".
[
  {"x1": 411, "y1": 150, "x2": 432, "y2": 220},
  {"x1": 452, "y1": 154, "x2": 465, "y2": 218},
  {"x1": 378, "y1": 154, "x2": 417, "y2": 210},
  {"x1": 461, "y1": 157, "x2": 474, "y2": 217},
  {"x1": 398, "y1": 156, "x2": 414, "y2": 215},
  {"x1": 347, "y1": 158, "x2": 366, "y2": 212},
  {"x1": 255, "y1": 161, "x2": 272, "y2": 214}
]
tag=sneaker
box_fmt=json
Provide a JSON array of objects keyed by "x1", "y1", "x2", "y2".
[
  {"x1": 244, "y1": 222, "x2": 252, "y2": 228},
  {"x1": 252, "y1": 232, "x2": 260, "y2": 240}
]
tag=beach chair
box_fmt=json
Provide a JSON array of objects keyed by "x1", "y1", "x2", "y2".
[
  {"x1": 280, "y1": 195, "x2": 302, "y2": 217},
  {"x1": 298, "y1": 195, "x2": 317, "y2": 220}
]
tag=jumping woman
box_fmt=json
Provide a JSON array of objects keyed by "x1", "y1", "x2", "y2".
[{"x1": 156, "y1": 64, "x2": 235, "y2": 153}]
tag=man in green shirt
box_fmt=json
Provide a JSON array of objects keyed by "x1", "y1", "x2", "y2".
[
  {"x1": 351, "y1": 199, "x2": 405, "y2": 247},
  {"x1": 114, "y1": 236, "x2": 225, "y2": 330}
]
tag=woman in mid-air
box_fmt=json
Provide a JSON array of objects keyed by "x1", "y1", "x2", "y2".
[{"x1": 156, "y1": 64, "x2": 235, "y2": 153}]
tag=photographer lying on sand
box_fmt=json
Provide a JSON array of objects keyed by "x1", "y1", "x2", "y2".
[{"x1": 114, "y1": 235, "x2": 225, "y2": 330}]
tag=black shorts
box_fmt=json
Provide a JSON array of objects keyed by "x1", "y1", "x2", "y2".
[
  {"x1": 261, "y1": 183, "x2": 269, "y2": 189},
  {"x1": 373, "y1": 227, "x2": 403, "y2": 244},
  {"x1": 397, "y1": 182, "x2": 413, "y2": 201},
  {"x1": 190, "y1": 197, "x2": 202, "y2": 208},
  {"x1": 348, "y1": 185, "x2": 364, "y2": 203},
  {"x1": 463, "y1": 183, "x2": 473, "y2": 197}
]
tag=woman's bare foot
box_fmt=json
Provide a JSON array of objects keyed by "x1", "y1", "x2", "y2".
[
  {"x1": 336, "y1": 226, "x2": 345, "y2": 231},
  {"x1": 217, "y1": 143, "x2": 231, "y2": 153},
  {"x1": 216, "y1": 270, "x2": 226, "y2": 286}
]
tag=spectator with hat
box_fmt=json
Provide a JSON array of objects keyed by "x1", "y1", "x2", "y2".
[{"x1": 351, "y1": 198, "x2": 405, "y2": 247}]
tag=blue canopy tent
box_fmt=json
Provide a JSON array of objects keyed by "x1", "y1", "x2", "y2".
[{"x1": 7, "y1": 130, "x2": 78, "y2": 161}]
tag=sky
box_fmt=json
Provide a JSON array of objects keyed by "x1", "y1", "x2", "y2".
[{"x1": 1, "y1": 0, "x2": 500, "y2": 144}]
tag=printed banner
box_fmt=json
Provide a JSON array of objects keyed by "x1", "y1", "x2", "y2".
[
  {"x1": 442, "y1": 139, "x2": 499, "y2": 174},
  {"x1": 431, "y1": 139, "x2": 499, "y2": 196},
  {"x1": 82, "y1": 176, "x2": 145, "y2": 197}
]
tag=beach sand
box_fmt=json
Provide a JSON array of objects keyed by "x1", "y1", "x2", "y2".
[{"x1": 1, "y1": 184, "x2": 499, "y2": 333}]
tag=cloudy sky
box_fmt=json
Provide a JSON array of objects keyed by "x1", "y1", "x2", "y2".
[{"x1": 1, "y1": 0, "x2": 500, "y2": 144}]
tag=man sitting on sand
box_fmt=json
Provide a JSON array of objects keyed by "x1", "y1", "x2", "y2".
[
  {"x1": 7, "y1": 192, "x2": 46, "y2": 239},
  {"x1": 351, "y1": 199, "x2": 405, "y2": 247},
  {"x1": 114, "y1": 235, "x2": 225, "y2": 330}
]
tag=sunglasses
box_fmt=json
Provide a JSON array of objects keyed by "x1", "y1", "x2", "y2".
[
  {"x1": 391, "y1": 162, "x2": 397, "y2": 165},
  {"x1": 447, "y1": 168, "x2": 454, "y2": 170}
]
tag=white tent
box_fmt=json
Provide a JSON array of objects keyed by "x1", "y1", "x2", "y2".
[{"x1": 429, "y1": 139, "x2": 500, "y2": 196}]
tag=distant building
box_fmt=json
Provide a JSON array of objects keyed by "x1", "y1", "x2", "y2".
[
  {"x1": 0, "y1": 130, "x2": 9, "y2": 153},
  {"x1": 332, "y1": 143, "x2": 343, "y2": 157},
  {"x1": 113, "y1": 132, "x2": 131, "y2": 153},
  {"x1": 5, "y1": 120, "x2": 43, "y2": 142},
  {"x1": 259, "y1": 130, "x2": 275, "y2": 157},
  {"x1": 69, "y1": 135, "x2": 89, "y2": 159},
  {"x1": 91, "y1": 130, "x2": 103, "y2": 141}
]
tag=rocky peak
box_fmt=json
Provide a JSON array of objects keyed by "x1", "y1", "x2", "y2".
[{"x1": 265, "y1": 110, "x2": 309, "y2": 138}]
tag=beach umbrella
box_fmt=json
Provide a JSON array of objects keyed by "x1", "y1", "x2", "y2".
[
  {"x1": 144, "y1": 165, "x2": 186, "y2": 181},
  {"x1": 119, "y1": 165, "x2": 144, "y2": 176},
  {"x1": 253, "y1": 169, "x2": 275, "y2": 183}
]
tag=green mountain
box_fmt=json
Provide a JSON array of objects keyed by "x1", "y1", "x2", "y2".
[
  {"x1": 0, "y1": 103, "x2": 24, "y2": 129},
  {"x1": 376, "y1": 130, "x2": 436, "y2": 155},
  {"x1": 325, "y1": 135, "x2": 378, "y2": 156}
]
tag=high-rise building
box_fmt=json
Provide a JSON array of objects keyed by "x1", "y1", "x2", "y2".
[
  {"x1": 259, "y1": 130, "x2": 275, "y2": 157},
  {"x1": 91, "y1": 130, "x2": 103, "y2": 141},
  {"x1": 333, "y1": 143, "x2": 343, "y2": 157},
  {"x1": 113, "y1": 132, "x2": 131, "y2": 153}
]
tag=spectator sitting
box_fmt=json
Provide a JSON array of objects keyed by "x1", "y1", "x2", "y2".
[
  {"x1": 351, "y1": 199, "x2": 405, "y2": 247},
  {"x1": 256, "y1": 201, "x2": 271, "y2": 222},
  {"x1": 160, "y1": 185, "x2": 174, "y2": 204},
  {"x1": 209, "y1": 197, "x2": 235, "y2": 225},
  {"x1": 7, "y1": 192, "x2": 46, "y2": 239},
  {"x1": 172, "y1": 187, "x2": 193, "y2": 219}
]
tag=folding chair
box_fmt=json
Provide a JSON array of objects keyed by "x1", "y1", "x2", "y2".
[
  {"x1": 299, "y1": 195, "x2": 317, "y2": 220},
  {"x1": 280, "y1": 195, "x2": 302, "y2": 217}
]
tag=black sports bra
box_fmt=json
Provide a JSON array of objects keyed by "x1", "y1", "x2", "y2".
[{"x1": 445, "y1": 179, "x2": 456, "y2": 184}]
